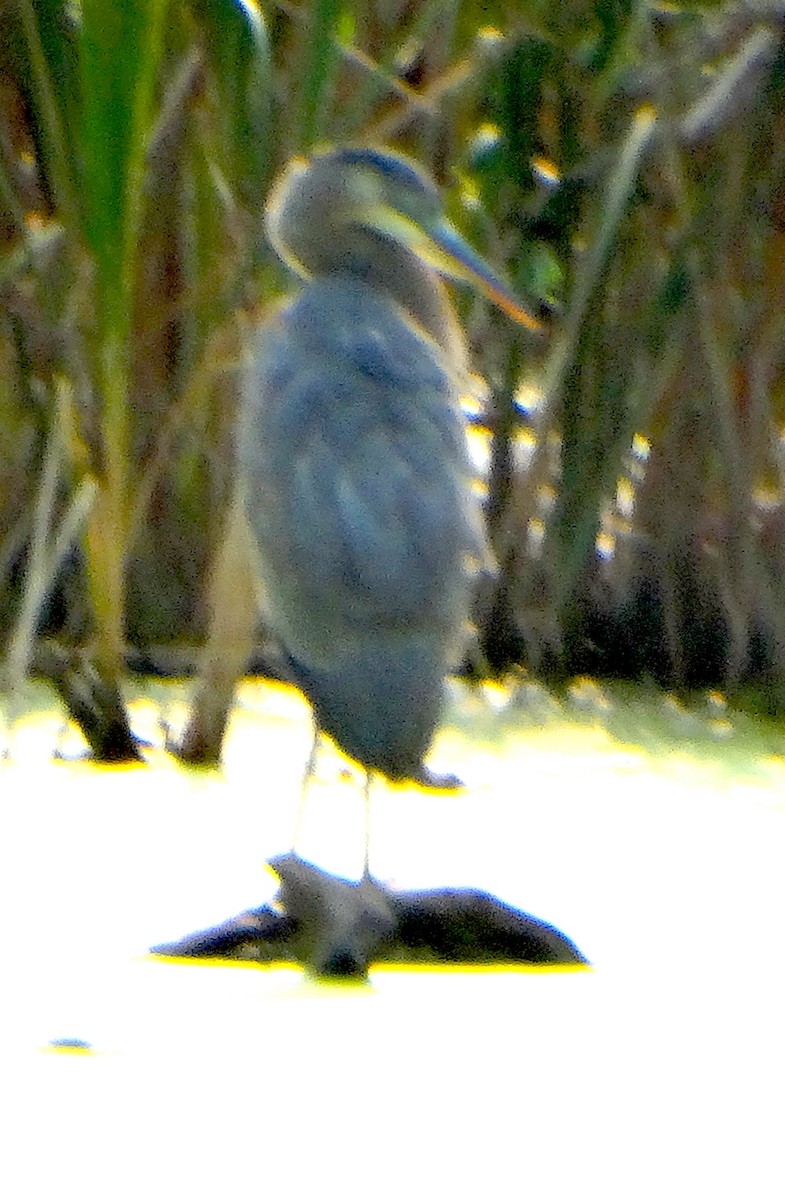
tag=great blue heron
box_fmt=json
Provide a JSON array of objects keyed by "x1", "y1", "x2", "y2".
[{"x1": 238, "y1": 147, "x2": 537, "y2": 875}]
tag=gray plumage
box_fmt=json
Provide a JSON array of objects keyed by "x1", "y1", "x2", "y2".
[{"x1": 240, "y1": 274, "x2": 476, "y2": 779}]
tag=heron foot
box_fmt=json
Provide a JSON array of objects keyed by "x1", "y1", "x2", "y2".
[{"x1": 413, "y1": 765, "x2": 464, "y2": 791}]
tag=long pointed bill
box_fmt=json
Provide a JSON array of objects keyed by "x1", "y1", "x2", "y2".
[{"x1": 369, "y1": 206, "x2": 542, "y2": 332}]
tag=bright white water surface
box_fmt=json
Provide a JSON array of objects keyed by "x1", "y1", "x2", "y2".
[{"x1": 0, "y1": 678, "x2": 783, "y2": 1198}]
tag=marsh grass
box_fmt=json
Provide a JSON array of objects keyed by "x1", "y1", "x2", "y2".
[{"x1": 2, "y1": 1, "x2": 785, "y2": 754}]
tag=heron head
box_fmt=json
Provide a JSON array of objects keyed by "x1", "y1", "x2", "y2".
[{"x1": 265, "y1": 147, "x2": 540, "y2": 332}]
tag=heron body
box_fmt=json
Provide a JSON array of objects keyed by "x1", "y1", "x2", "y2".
[
  {"x1": 239, "y1": 148, "x2": 535, "y2": 813},
  {"x1": 241, "y1": 270, "x2": 475, "y2": 779}
]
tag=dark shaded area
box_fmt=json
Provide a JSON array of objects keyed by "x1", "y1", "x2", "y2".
[
  {"x1": 28, "y1": 567, "x2": 783, "y2": 705},
  {"x1": 124, "y1": 643, "x2": 289, "y2": 681},
  {"x1": 150, "y1": 853, "x2": 589, "y2": 979},
  {"x1": 480, "y1": 539, "x2": 785, "y2": 699}
]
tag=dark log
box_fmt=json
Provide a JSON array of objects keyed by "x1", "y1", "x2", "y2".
[
  {"x1": 151, "y1": 853, "x2": 589, "y2": 978},
  {"x1": 151, "y1": 906, "x2": 294, "y2": 960}
]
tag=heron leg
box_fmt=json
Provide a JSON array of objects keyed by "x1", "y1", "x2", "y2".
[
  {"x1": 362, "y1": 771, "x2": 373, "y2": 882},
  {"x1": 292, "y1": 721, "x2": 320, "y2": 855}
]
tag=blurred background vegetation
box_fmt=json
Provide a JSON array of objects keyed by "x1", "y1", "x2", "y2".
[{"x1": 2, "y1": 0, "x2": 785, "y2": 758}]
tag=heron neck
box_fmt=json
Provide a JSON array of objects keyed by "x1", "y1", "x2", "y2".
[{"x1": 321, "y1": 228, "x2": 469, "y2": 379}]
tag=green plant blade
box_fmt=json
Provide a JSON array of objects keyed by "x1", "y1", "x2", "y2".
[
  {"x1": 79, "y1": 0, "x2": 169, "y2": 337},
  {"x1": 195, "y1": 0, "x2": 271, "y2": 213}
]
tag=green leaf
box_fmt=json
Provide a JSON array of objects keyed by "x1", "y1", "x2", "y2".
[
  {"x1": 298, "y1": 0, "x2": 345, "y2": 150},
  {"x1": 544, "y1": 104, "x2": 657, "y2": 602},
  {"x1": 195, "y1": 0, "x2": 271, "y2": 213},
  {"x1": 16, "y1": 0, "x2": 82, "y2": 232},
  {"x1": 490, "y1": 35, "x2": 557, "y2": 192},
  {"x1": 79, "y1": 0, "x2": 169, "y2": 336}
]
